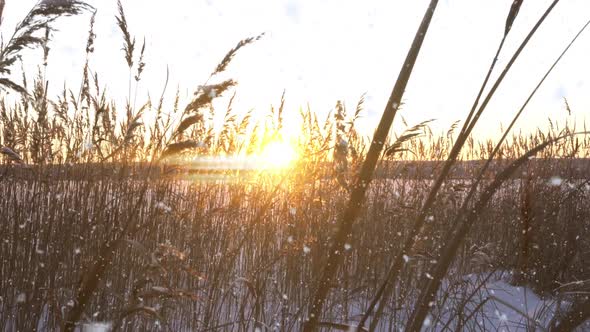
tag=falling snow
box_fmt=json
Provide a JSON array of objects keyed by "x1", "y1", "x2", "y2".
[{"x1": 548, "y1": 176, "x2": 563, "y2": 186}]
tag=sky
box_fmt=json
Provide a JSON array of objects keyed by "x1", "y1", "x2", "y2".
[{"x1": 2, "y1": 0, "x2": 590, "y2": 140}]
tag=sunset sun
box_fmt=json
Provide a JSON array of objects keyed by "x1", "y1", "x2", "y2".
[
  {"x1": 2, "y1": 1, "x2": 589, "y2": 331},
  {"x1": 257, "y1": 140, "x2": 298, "y2": 169}
]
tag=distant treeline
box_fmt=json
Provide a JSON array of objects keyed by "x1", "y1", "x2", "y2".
[
  {"x1": 375, "y1": 158, "x2": 590, "y2": 180},
  {"x1": 2, "y1": 158, "x2": 588, "y2": 181}
]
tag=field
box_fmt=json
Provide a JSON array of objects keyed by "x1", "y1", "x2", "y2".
[{"x1": 1, "y1": 1, "x2": 590, "y2": 331}]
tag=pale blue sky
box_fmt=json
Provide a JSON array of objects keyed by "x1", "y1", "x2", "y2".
[{"x1": 3, "y1": 0, "x2": 590, "y2": 139}]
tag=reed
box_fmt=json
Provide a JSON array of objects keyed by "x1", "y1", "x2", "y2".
[{"x1": 1, "y1": 1, "x2": 589, "y2": 331}]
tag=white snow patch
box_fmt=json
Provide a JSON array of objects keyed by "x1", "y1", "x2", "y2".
[
  {"x1": 155, "y1": 201, "x2": 172, "y2": 213},
  {"x1": 549, "y1": 176, "x2": 563, "y2": 186},
  {"x1": 81, "y1": 322, "x2": 112, "y2": 332},
  {"x1": 303, "y1": 245, "x2": 311, "y2": 254},
  {"x1": 16, "y1": 293, "x2": 26, "y2": 303}
]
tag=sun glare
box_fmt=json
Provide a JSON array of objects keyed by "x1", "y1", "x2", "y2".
[{"x1": 258, "y1": 141, "x2": 298, "y2": 169}]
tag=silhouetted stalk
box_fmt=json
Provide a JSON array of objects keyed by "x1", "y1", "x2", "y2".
[
  {"x1": 460, "y1": 0, "x2": 522, "y2": 137},
  {"x1": 459, "y1": 38, "x2": 506, "y2": 140},
  {"x1": 549, "y1": 297, "x2": 590, "y2": 332},
  {"x1": 0, "y1": 0, "x2": 4, "y2": 27},
  {"x1": 471, "y1": 15, "x2": 590, "y2": 191},
  {"x1": 64, "y1": 179, "x2": 150, "y2": 331},
  {"x1": 439, "y1": 271, "x2": 496, "y2": 332},
  {"x1": 405, "y1": 133, "x2": 587, "y2": 331},
  {"x1": 461, "y1": 0, "x2": 561, "y2": 142},
  {"x1": 149, "y1": 67, "x2": 170, "y2": 161},
  {"x1": 363, "y1": 23, "x2": 510, "y2": 332},
  {"x1": 432, "y1": 13, "x2": 590, "y2": 267},
  {"x1": 407, "y1": 15, "x2": 590, "y2": 329},
  {"x1": 361, "y1": 2, "x2": 561, "y2": 330},
  {"x1": 515, "y1": 174, "x2": 532, "y2": 284},
  {"x1": 302, "y1": 1, "x2": 440, "y2": 331}
]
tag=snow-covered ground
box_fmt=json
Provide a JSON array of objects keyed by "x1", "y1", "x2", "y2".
[
  {"x1": 458, "y1": 274, "x2": 556, "y2": 331},
  {"x1": 5, "y1": 271, "x2": 589, "y2": 331},
  {"x1": 421, "y1": 271, "x2": 589, "y2": 331},
  {"x1": 345, "y1": 271, "x2": 589, "y2": 332}
]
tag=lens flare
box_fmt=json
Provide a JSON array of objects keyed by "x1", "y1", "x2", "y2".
[
  {"x1": 258, "y1": 141, "x2": 298, "y2": 169},
  {"x1": 181, "y1": 140, "x2": 299, "y2": 182}
]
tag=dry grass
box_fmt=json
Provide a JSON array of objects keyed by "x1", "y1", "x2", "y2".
[{"x1": 0, "y1": 1, "x2": 589, "y2": 331}]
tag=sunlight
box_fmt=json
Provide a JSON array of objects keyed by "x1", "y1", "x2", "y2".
[
  {"x1": 3, "y1": 2, "x2": 590, "y2": 331},
  {"x1": 181, "y1": 140, "x2": 299, "y2": 180},
  {"x1": 257, "y1": 141, "x2": 298, "y2": 169}
]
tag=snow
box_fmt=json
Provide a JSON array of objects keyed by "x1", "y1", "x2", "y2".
[
  {"x1": 15, "y1": 293, "x2": 26, "y2": 303},
  {"x1": 154, "y1": 201, "x2": 172, "y2": 213},
  {"x1": 425, "y1": 272, "x2": 568, "y2": 331},
  {"x1": 548, "y1": 176, "x2": 563, "y2": 186},
  {"x1": 346, "y1": 272, "x2": 588, "y2": 331},
  {"x1": 80, "y1": 322, "x2": 112, "y2": 332}
]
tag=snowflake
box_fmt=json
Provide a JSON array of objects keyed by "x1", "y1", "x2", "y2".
[
  {"x1": 80, "y1": 322, "x2": 112, "y2": 332},
  {"x1": 495, "y1": 309, "x2": 508, "y2": 322},
  {"x1": 155, "y1": 201, "x2": 172, "y2": 213},
  {"x1": 548, "y1": 176, "x2": 563, "y2": 186},
  {"x1": 16, "y1": 293, "x2": 26, "y2": 303}
]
